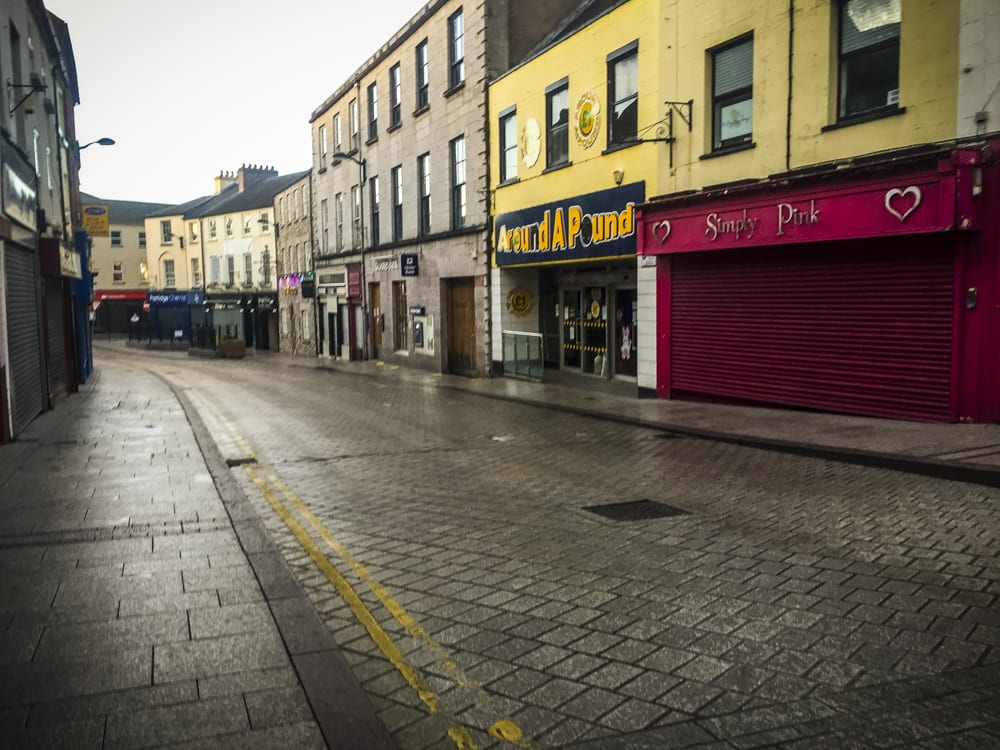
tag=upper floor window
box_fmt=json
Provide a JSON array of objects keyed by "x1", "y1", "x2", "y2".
[
  {"x1": 349, "y1": 98, "x2": 360, "y2": 151},
  {"x1": 226, "y1": 218, "x2": 234, "y2": 237},
  {"x1": 546, "y1": 80, "x2": 569, "y2": 167},
  {"x1": 262, "y1": 250, "x2": 272, "y2": 285},
  {"x1": 113, "y1": 261, "x2": 124, "y2": 283},
  {"x1": 259, "y1": 212, "x2": 269, "y2": 232},
  {"x1": 370, "y1": 176, "x2": 381, "y2": 248},
  {"x1": 164, "y1": 259, "x2": 176, "y2": 288},
  {"x1": 161, "y1": 220, "x2": 172, "y2": 244},
  {"x1": 838, "y1": 0, "x2": 900, "y2": 121},
  {"x1": 319, "y1": 124, "x2": 328, "y2": 162},
  {"x1": 450, "y1": 136, "x2": 467, "y2": 230},
  {"x1": 320, "y1": 198, "x2": 329, "y2": 253},
  {"x1": 389, "y1": 64, "x2": 402, "y2": 127},
  {"x1": 391, "y1": 165, "x2": 403, "y2": 242},
  {"x1": 367, "y1": 82, "x2": 378, "y2": 141},
  {"x1": 448, "y1": 9, "x2": 465, "y2": 89},
  {"x1": 415, "y1": 39, "x2": 429, "y2": 109},
  {"x1": 189, "y1": 221, "x2": 199, "y2": 242},
  {"x1": 351, "y1": 185, "x2": 362, "y2": 249},
  {"x1": 208, "y1": 220, "x2": 216, "y2": 239},
  {"x1": 499, "y1": 107, "x2": 517, "y2": 183},
  {"x1": 417, "y1": 153, "x2": 431, "y2": 236},
  {"x1": 334, "y1": 113, "x2": 343, "y2": 152},
  {"x1": 607, "y1": 41, "x2": 638, "y2": 147},
  {"x1": 335, "y1": 193, "x2": 345, "y2": 250},
  {"x1": 242, "y1": 216, "x2": 252, "y2": 236},
  {"x1": 111, "y1": 230, "x2": 122, "y2": 247},
  {"x1": 711, "y1": 36, "x2": 753, "y2": 150},
  {"x1": 138, "y1": 231, "x2": 147, "y2": 248}
]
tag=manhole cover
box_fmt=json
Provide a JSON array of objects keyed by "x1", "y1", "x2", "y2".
[
  {"x1": 226, "y1": 456, "x2": 258, "y2": 467},
  {"x1": 582, "y1": 499, "x2": 689, "y2": 521}
]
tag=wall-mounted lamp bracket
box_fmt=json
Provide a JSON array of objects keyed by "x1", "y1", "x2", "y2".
[{"x1": 7, "y1": 75, "x2": 48, "y2": 115}]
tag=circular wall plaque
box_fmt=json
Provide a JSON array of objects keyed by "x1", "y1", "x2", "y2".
[
  {"x1": 521, "y1": 118, "x2": 541, "y2": 168},
  {"x1": 575, "y1": 92, "x2": 601, "y2": 149}
]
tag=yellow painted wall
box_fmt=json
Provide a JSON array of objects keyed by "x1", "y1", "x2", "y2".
[
  {"x1": 491, "y1": 0, "x2": 961, "y2": 213},
  {"x1": 489, "y1": 1, "x2": 668, "y2": 220}
]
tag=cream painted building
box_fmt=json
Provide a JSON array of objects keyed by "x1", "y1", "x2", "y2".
[
  {"x1": 275, "y1": 173, "x2": 315, "y2": 355},
  {"x1": 309, "y1": 0, "x2": 581, "y2": 373}
]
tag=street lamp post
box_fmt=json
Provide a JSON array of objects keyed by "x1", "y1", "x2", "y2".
[
  {"x1": 75, "y1": 137, "x2": 116, "y2": 152},
  {"x1": 331, "y1": 151, "x2": 369, "y2": 360}
]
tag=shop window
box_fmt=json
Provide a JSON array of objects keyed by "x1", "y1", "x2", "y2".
[
  {"x1": 450, "y1": 135, "x2": 466, "y2": 230},
  {"x1": 415, "y1": 39, "x2": 429, "y2": 110},
  {"x1": 607, "y1": 41, "x2": 638, "y2": 147},
  {"x1": 389, "y1": 63, "x2": 402, "y2": 127},
  {"x1": 711, "y1": 36, "x2": 753, "y2": 151},
  {"x1": 546, "y1": 79, "x2": 569, "y2": 168},
  {"x1": 417, "y1": 153, "x2": 431, "y2": 236},
  {"x1": 499, "y1": 107, "x2": 517, "y2": 183},
  {"x1": 838, "y1": 0, "x2": 900, "y2": 121},
  {"x1": 393, "y1": 280, "x2": 409, "y2": 351},
  {"x1": 448, "y1": 9, "x2": 465, "y2": 89}
]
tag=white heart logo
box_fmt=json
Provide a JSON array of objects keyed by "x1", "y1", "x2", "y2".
[
  {"x1": 884, "y1": 186, "x2": 922, "y2": 222},
  {"x1": 652, "y1": 220, "x2": 672, "y2": 244}
]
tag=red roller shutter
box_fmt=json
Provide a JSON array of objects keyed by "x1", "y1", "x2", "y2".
[{"x1": 670, "y1": 237, "x2": 955, "y2": 421}]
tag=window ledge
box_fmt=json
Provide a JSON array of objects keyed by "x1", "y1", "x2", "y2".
[
  {"x1": 387, "y1": 122, "x2": 402, "y2": 133},
  {"x1": 497, "y1": 177, "x2": 520, "y2": 188},
  {"x1": 700, "y1": 141, "x2": 756, "y2": 160},
  {"x1": 601, "y1": 140, "x2": 640, "y2": 156},
  {"x1": 413, "y1": 104, "x2": 430, "y2": 118},
  {"x1": 822, "y1": 105, "x2": 906, "y2": 132},
  {"x1": 443, "y1": 80, "x2": 465, "y2": 98},
  {"x1": 542, "y1": 161, "x2": 572, "y2": 175},
  {"x1": 366, "y1": 135, "x2": 378, "y2": 146}
]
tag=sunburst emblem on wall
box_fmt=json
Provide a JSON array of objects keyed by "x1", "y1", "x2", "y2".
[
  {"x1": 575, "y1": 91, "x2": 601, "y2": 149},
  {"x1": 506, "y1": 289, "x2": 533, "y2": 317},
  {"x1": 521, "y1": 118, "x2": 541, "y2": 168}
]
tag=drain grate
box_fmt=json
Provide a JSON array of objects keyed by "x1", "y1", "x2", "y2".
[
  {"x1": 582, "y1": 499, "x2": 689, "y2": 521},
  {"x1": 226, "y1": 456, "x2": 258, "y2": 467}
]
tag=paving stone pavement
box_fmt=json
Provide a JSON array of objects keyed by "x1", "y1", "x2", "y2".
[
  {"x1": 0, "y1": 363, "x2": 394, "y2": 749},
  {"x1": 0, "y1": 349, "x2": 1000, "y2": 750},
  {"x1": 79, "y1": 344, "x2": 1000, "y2": 750}
]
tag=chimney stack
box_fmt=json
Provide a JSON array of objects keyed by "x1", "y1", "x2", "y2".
[
  {"x1": 236, "y1": 163, "x2": 278, "y2": 192},
  {"x1": 213, "y1": 170, "x2": 236, "y2": 194}
]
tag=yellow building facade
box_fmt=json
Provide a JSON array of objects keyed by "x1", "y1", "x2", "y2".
[{"x1": 490, "y1": 0, "x2": 978, "y2": 418}]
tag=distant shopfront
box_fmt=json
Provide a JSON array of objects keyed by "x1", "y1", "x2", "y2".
[
  {"x1": 637, "y1": 145, "x2": 999, "y2": 422},
  {"x1": 204, "y1": 290, "x2": 277, "y2": 351},
  {"x1": 492, "y1": 182, "x2": 645, "y2": 382},
  {"x1": 146, "y1": 291, "x2": 203, "y2": 343}
]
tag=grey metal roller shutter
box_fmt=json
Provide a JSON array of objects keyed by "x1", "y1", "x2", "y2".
[
  {"x1": 5, "y1": 245, "x2": 45, "y2": 434},
  {"x1": 45, "y1": 283, "x2": 67, "y2": 403}
]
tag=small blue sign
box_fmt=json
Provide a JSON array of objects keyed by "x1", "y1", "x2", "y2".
[
  {"x1": 147, "y1": 291, "x2": 203, "y2": 306},
  {"x1": 401, "y1": 253, "x2": 419, "y2": 276}
]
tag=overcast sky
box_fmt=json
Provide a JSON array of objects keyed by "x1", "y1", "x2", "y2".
[{"x1": 45, "y1": 0, "x2": 426, "y2": 205}]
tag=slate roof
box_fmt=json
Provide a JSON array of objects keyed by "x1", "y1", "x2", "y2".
[
  {"x1": 517, "y1": 0, "x2": 631, "y2": 69},
  {"x1": 188, "y1": 170, "x2": 310, "y2": 218},
  {"x1": 80, "y1": 193, "x2": 173, "y2": 225}
]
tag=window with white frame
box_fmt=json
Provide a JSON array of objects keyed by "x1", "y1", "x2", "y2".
[
  {"x1": 391, "y1": 166, "x2": 403, "y2": 242},
  {"x1": 242, "y1": 216, "x2": 252, "y2": 235},
  {"x1": 450, "y1": 136, "x2": 466, "y2": 230},
  {"x1": 113, "y1": 261, "x2": 124, "y2": 283},
  {"x1": 191, "y1": 258, "x2": 201, "y2": 287},
  {"x1": 838, "y1": 0, "x2": 900, "y2": 120},
  {"x1": 164, "y1": 259, "x2": 176, "y2": 288},
  {"x1": 140, "y1": 261, "x2": 149, "y2": 283},
  {"x1": 417, "y1": 153, "x2": 431, "y2": 236},
  {"x1": 244, "y1": 253, "x2": 253, "y2": 285},
  {"x1": 111, "y1": 230, "x2": 122, "y2": 247},
  {"x1": 499, "y1": 107, "x2": 517, "y2": 183},
  {"x1": 209, "y1": 220, "x2": 216, "y2": 239},
  {"x1": 227, "y1": 256, "x2": 235, "y2": 285},
  {"x1": 262, "y1": 249, "x2": 272, "y2": 285},
  {"x1": 389, "y1": 63, "x2": 402, "y2": 127},
  {"x1": 161, "y1": 220, "x2": 173, "y2": 243},
  {"x1": 712, "y1": 36, "x2": 753, "y2": 150},
  {"x1": 259, "y1": 211, "x2": 269, "y2": 232},
  {"x1": 607, "y1": 41, "x2": 638, "y2": 146},
  {"x1": 367, "y1": 82, "x2": 378, "y2": 141},
  {"x1": 319, "y1": 124, "x2": 328, "y2": 162},
  {"x1": 334, "y1": 113, "x2": 342, "y2": 152},
  {"x1": 415, "y1": 39, "x2": 429, "y2": 109},
  {"x1": 335, "y1": 193, "x2": 344, "y2": 250},
  {"x1": 349, "y1": 98, "x2": 360, "y2": 151},
  {"x1": 138, "y1": 231, "x2": 147, "y2": 248},
  {"x1": 370, "y1": 176, "x2": 381, "y2": 248},
  {"x1": 210, "y1": 256, "x2": 220, "y2": 284},
  {"x1": 448, "y1": 9, "x2": 465, "y2": 89},
  {"x1": 546, "y1": 79, "x2": 569, "y2": 167},
  {"x1": 189, "y1": 221, "x2": 199, "y2": 242},
  {"x1": 320, "y1": 199, "x2": 329, "y2": 252},
  {"x1": 352, "y1": 185, "x2": 362, "y2": 249},
  {"x1": 225, "y1": 218, "x2": 233, "y2": 237}
]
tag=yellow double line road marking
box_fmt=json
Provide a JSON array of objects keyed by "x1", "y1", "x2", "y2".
[{"x1": 187, "y1": 391, "x2": 538, "y2": 749}]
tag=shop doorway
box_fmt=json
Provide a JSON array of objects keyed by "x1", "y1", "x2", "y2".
[
  {"x1": 370, "y1": 283, "x2": 383, "y2": 359},
  {"x1": 614, "y1": 288, "x2": 637, "y2": 377},
  {"x1": 562, "y1": 286, "x2": 608, "y2": 376},
  {"x1": 447, "y1": 277, "x2": 475, "y2": 375}
]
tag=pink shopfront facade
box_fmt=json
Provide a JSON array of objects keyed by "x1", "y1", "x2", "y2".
[{"x1": 636, "y1": 144, "x2": 1000, "y2": 422}]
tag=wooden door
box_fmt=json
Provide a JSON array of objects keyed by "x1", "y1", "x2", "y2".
[
  {"x1": 370, "y1": 283, "x2": 382, "y2": 358},
  {"x1": 446, "y1": 278, "x2": 476, "y2": 375}
]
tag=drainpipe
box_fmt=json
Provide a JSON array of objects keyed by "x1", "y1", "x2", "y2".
[{"x1": 786, "y1": 0, "x2": 795, "y2": 172}]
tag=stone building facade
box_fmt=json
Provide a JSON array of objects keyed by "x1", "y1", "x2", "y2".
[{"x1": 275, "y1": 173, "x2": 315, "y2": 356}]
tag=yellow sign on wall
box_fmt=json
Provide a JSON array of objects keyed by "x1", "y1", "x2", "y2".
[{"x1": 82, "y1": 204, "x2": 110, "y2": 237}]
